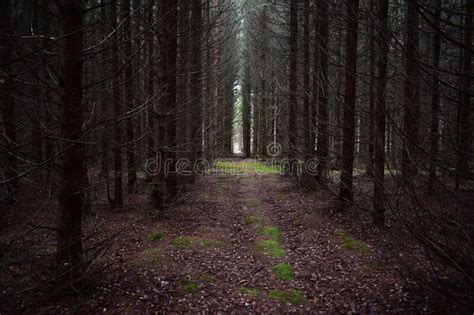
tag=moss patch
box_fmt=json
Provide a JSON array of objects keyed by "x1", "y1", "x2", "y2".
[
  {"x1": 254, "y1": 240, "x2": 285, "y2": 258},
  {"x1": 336, "y1": 230, "x2": 369, "y2": 255},
  {"x1": 272, "y1": 262, "x2": 293, "y2": 281},
  {"x1": 202, "y1": 274, "x2": 215, "y2": 284},
  {"x1": 287, "y1": 288, "x2": 305, "y2": 304},
  {"x1": 172, "y1": 237, "x2": 194, "y2": 248},
  {"x1": 245, "y1": 213, "x2": 267, "y2": 226},
  {"x1": 201, "y1": 239, "x2": 223, "y2": 248},
  {"x1": 244, "y1": 198, "x2": 263, "y2": 208},
  {"x1": 267, "y1": 288, "x2": 305, "y2": 304},
  {"x1": 198, "y1": 226, "x2": 211, "y2": 234},
  {"x1": 147, "y1": 230, "x2": 164, "y2": 242},
  {"x1": 181, "y1": 276, "x2": 199, "y2": 294},
  {"x1": 256, "y1": 226, "x2": 280, "y2": 240},
  {"x1": 240, "y1": 287, "x2": 258, "y2": 297}
]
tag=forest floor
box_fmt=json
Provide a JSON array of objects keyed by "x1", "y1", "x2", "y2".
[{"x1": 7, "y1": 160, "x2": 442, "y2": 313}]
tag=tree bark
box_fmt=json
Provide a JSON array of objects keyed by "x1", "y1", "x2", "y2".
[
  {"x1": 123, "y1": 0, "x2": 137, "y2": 193},
  {"x1": 316, "y1": 0, "x2": 329, "y2": 182},
  {"x1": 288, "y1": 0, "x2": 298, "y2": 173},
  {"x1": 401, "y1": 0, "x2": 420, "y2": 184},
  {"x1": 111, "y1": 0, "x2": 123, "y2": 209},
  {"x1": 189, "y1": 0, "x2": 203, "y2": 176},
  {"x1": 428, "y1": 0, "x2": 442, "y2": 191},
  {"x1": 56, "y1": 0, "x2": 85, "y2": 271},
  {"x1": 339, "y1": 0, "x2": 360, "y2": 203},
  {"x1": 0, "y1": 0, "x2": 18, "y2": 201},
  {"x1": 372, "y1": 0, "x2": 390, "y2": 227},
  {"x1": 456, "y1": 0, "x2": 472, "y2": 184}
]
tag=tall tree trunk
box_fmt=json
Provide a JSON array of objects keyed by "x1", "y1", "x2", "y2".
[
  {"x1": 123, "y1": 0, "x2": 137, "y2": 193},
  {"x1": 456, "y1": 0, "x2": 472, "y2": 184},
  {"x1": 366, "y1": 0, "x2": 376, "y2": 175},
  {"x1": 258, "y1": 8, "x2": 268, "y2": 158},
  {"x1": 339, "y1": 0, "x2": 360, "y2": 203},
  {"x1": 152, "y1": 0, "x2": 178, "y2": 215},
  {"x1": 428, "y1": 0, "x2": 442, "y2": 191},
  {"x1": 111, "y1": 0, "x2": 123, "y2": 209},
  {"x1": 372, "y1": 0, "x2": 390, "y2": 227},
  {"x1": 401, "y1": 0, "x2": 420, "y2": 184},
  {"x1": 242, "y1": 57, "x2": 251, "y2": 157},
  {"x1": 190, "y1": 0, "x2": 203, "y2": 177},
  {"x1": 0, "y1": 0, "x2": 18, "y2": 202},
  {"x1": 57, "y1": 0, "x2": 85, "y2": 271},
  {"x1": 288, "y1": 0, "x2": 298, "y2": 173},
  {"x1": 316, "y1": 0, "x2": 329, "y2": 182},
  {"x1": 146, "y1": 0, "x2": 155, "y2": 170},
  {"x1": 303, "y1": 0, "x2": 311, "y2": 157}
]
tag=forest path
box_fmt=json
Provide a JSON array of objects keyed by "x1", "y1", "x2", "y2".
[{"x1": 63, "y1": 161, "x2": 409, "y2": 313}]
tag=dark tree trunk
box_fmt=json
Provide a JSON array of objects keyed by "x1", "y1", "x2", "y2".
[
  {"x1": 288, "y1": 0, "x2": 298, "y2": 173},
  {"x1": 242, "y1": 58, "x2": 251, "y2": 157},
  {"x1": 456, "y1": 1, "x2": 472, "y2": 184},
  {"x1": 123, "y1": 0, "x2": 137, "y2": 193},
  {"x1": 401, "y1": 0, "x2": 420, "y2": 184},
  {"x1": 372, "y1": 0, "x2": 390, "y2": 227},
  {"x1": 122, "y1": 0, "x2": 137, "y2": 193},
  {"x1": 152, "y1": 0, "x2": 178, "y2": 215},
  {"x1": 366, "y1": 0, "x2": 376, "y2": 176},
  {"x1": 428, "y1": 0, "x2": 442, "y2": 191},
  {"x1": 189, "y1": 0, "x2": 203, "y2": 176},
  {"x1": 258, "y1": 8, "x2": 268, "y2": 158},
  {"x1": 0, "y1": 0, "x2": 18, "y2": 201},
  {"x1": 339, "y1": 0, "x2": 360, "y2": 203},
  {"x1": 56, "y1": 0, "x2": 85, "y2": 271},
  {"x1": 111, "y1": 0, "x2": 123, "y2": 209},
  {"x1": 303, "y1": 0, "x2": 311, "y2": 157},
  {"x1": 316, "y1": 0, "x2": 329, "y2": 182}
]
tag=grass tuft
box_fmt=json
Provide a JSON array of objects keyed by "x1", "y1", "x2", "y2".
[
  {"x1": 244, "y1": 198, "x2": 262, "y2": 208},
  {"x1": 240, "y1": 287, "x2": 258, "y2": 297},
  {"x1": 287, "y1": 288, "x2": 305, "y2": 304},
  {"x1": 201, "y1": 239, "x2": 223, "y2": 248},
  {"x1": 268, "y1": 289, "x2": 287, "y2": 301},
  {"x1": 336, "y1": 230, "x2": 369, "y2": 255},
  {"x1": 245, "y1": 213, "x2": 266, "y2": 226},
  {"x1": 147, "y1": 231, "x2": 164, "y2": 242},
  {"x1": 181, "y1": 276, "x2": 199, "y2": 294},
  {"x1": 256, "y1": 226, "x2": 280, "y2": 240},
  {"x1": 254, "y1": 240, "x2": 285, "y2": 258},
  {"x1": 272, "y1": 262, "x2": 293, "y2": 281},
  {"x1": 172, "y1": 237, "x2": 193, "y2": 248},
  {"x1": 202, "y1": 274, "x2": 215, "y2": 284},
  {"x1": 267, "y1": 288, "x2": 305, "y2": 304}
]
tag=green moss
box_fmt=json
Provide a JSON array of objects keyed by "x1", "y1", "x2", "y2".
[
  {"x1": 256, "y1": 226, "x2": 279, "y2": 240},
  {"x1": 272, "y1": 262, "x2": 293, "y2": 281},
  {"x1": 268, "y1": 289, "x2": 287, "y2": 301},
  {"x1": 240, "y1": 287, "x2": 258, "y2": 297},
  {"x1": 287, "y1": 288, "x2": 305, "y2": 304},
  {"x1": 198, "y1": 226, "x2": 211, "y2": 234},
  {"x1": 181, "y1": 276, "x2": 199, "y2": 294},
  {"x1": 245, "y1": 213, "x2": 266, "y2": 226},
  {"x1": 201, "y1": 239, "x2": 223, "y2": 248},
  {"x1": 202, "y1": 274, "x2": 215, "y2": 284},
  {"x1": 254, "y1": 240, "x2": 285, "y2": 258},
  {"x1": 336, "y1": 230, "x2": 369, "y2": 255},
  {"x1": 172, "y1": 237, "x2": 193, "y2": 248},
  {"x1": 147, "y1": 231, "x2": 164, "y2": 242},
  {"x1": 244, "y1": 198, "x2": 262, "y2": 208},
  {"x1": 267, "y1": 289, "x2": 305, "y2": 304}
]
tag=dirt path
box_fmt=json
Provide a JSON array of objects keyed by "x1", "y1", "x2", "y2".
[{"x1": 45, "y1": 161, "x2": 422, "y2": 313}]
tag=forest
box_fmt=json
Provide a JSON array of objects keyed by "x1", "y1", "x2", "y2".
[{"x1": 0, "y1": 0, "x2": 473, "y2": 313}]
